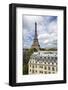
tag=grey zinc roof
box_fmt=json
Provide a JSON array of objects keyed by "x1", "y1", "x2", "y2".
[{"x1": 30, "y1": 51, "x2": 57, "y2": 63}]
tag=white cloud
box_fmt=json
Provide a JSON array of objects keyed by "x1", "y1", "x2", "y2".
[
  {"x1": 23, "y1": 15, "x2": 44, "y2": 25},
  {"x1": 48, "y1": 20, "x2": 57, "y2": 34},
  {"x1": 44, "y1": 39, "x2": 49, "y2": 43},
  {"x1": 23, "y1": 15, "x2": 57, "y2": 48},
  {"x1": 38, "y1": 33, "x2": 49, "y2": 39}
]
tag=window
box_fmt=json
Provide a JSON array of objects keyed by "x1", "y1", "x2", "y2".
[
  {"x1": 32, "y1": 70, "x2": 34, "y2": 73},
  {"x1": 52, "y1": 67, "x2": 55, "y2": 71},
  {"x1": 48, "y1": 72, "x2": 51, "y2": 74},
  {"x1": 48, "y1": 62, "x2": 50, "y2": 64},
  {"x1": 44, "y1": 62, "x2": 46, "y2": 64},
  {"x1": 51, "y1": 57, "x2": 53, "y2": 59},
  {"x1": 30, "y1": 69, "x2": 31, "y2": 72},
  {"x1": 35, "y1": 65, "x2": 37, "y2": 68},
  {"x1": 44, "y1": 57, "x2": 46, "y2": 59},
  {"x1": 52, "y1": 62, "x2": 54, "y2": 65},
  {"x1": 30, "y1": 65, "x2": 31, "y2": 67},
  {"x1": 40, "y1": 57, "x2": 42, "y2": 59},
  {"x1": 52, "y1": 72, "x2": 55, "y2": 74},
  {"x1": 35, "y1": 70, "x2": 37, "y2": 73},
  {"x1": 39, "y1": 71, "x2": 43, "y2": 73},
  {"x1": 30, "y1": 61, "x2": 31, "y2": 63},
  {"x1": 44, "y1": 66, "x2": 47, "y2": 70},
  {"x1": 44, "y1": 71, "x2": 47, "y2": 74},
  {"x1": 32, "y1": 65, "x2": 34, "y2": 68},
  {"x1": 39, "y1": 65, "x2": 43, "y2": 68},
  {"x1": 48, "y1": 67, "x2": 50, "y2": 70},
  {"x1": 48, "y1": 57, "x2": 50, "y2": 59},
  {"x1": 36, "y1": 61, "x2": 37, "y2": 63},
  {"x1": 55, "y1": 57, "x2": 57, "y2": 60}
]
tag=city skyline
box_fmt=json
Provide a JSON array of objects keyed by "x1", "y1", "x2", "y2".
[{"x1": 23, "y1": 15, "x2": 57, "y2": 49}]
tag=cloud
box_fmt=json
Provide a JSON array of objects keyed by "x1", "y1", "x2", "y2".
[
  {"x1": 23, "y1": 15, "x2": 57, "y2": 48},
  {"x1": 38, "y1": 33, "x2": 49, "y2": 39},
  {"x1": 44, "y1": 39, "x2": 49, "y2": 43}
]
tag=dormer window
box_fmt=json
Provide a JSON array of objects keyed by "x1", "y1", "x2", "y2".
[
  {"x1": 55, "y1": 57, "x2": 57, "y2": 60},
  {"x1": 48, "y1": 57, "x2": 50, "y2": 59},
  {"x1": 44, "y1": 57, "x2": 46, "y2": 59},
  {"x1": 30, "y1": 61, "x2": 31, "y2": 63}
]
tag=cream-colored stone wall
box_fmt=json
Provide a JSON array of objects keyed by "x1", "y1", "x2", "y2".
[{"x1": 28, "y1": 63, "x2": 57, "y2": 74}]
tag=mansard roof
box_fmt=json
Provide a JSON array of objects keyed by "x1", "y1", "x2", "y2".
[{"x1": 30, "y1": 51, "x2": 57, "y2": 63}]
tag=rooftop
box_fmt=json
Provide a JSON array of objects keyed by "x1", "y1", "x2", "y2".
[{"x1": 30, "y1": 51, "x2": 57, "y2": 63}]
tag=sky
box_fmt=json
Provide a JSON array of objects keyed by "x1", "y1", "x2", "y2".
[{"x1": 23, "y1": 15, "x2": 57, "y2": 49}]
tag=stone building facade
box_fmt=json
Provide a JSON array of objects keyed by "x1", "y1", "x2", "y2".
[{"x1": 28, "y1": 51, "x2": 57, "y2": 74}]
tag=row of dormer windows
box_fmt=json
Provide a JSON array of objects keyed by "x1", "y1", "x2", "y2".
[
  {"x1": 31, "y1": 56, "x2": 57, "y2": 60},
  {"x1": 29, "y1": 61, "x2": 57, "y2": 65}
]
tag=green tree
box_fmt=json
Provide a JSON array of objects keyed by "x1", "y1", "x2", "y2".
[{"x1": 23, "y1": 48, "x2": 34, "y2": 75}]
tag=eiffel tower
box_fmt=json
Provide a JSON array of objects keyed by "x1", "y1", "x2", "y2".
[{"x1": 31, "y1": 22, "x2": 40, "y2": 50}]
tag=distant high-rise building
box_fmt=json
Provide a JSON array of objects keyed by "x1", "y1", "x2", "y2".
[{"x1": 31, "y1": 22, "x2": 40, "y2": 50}]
